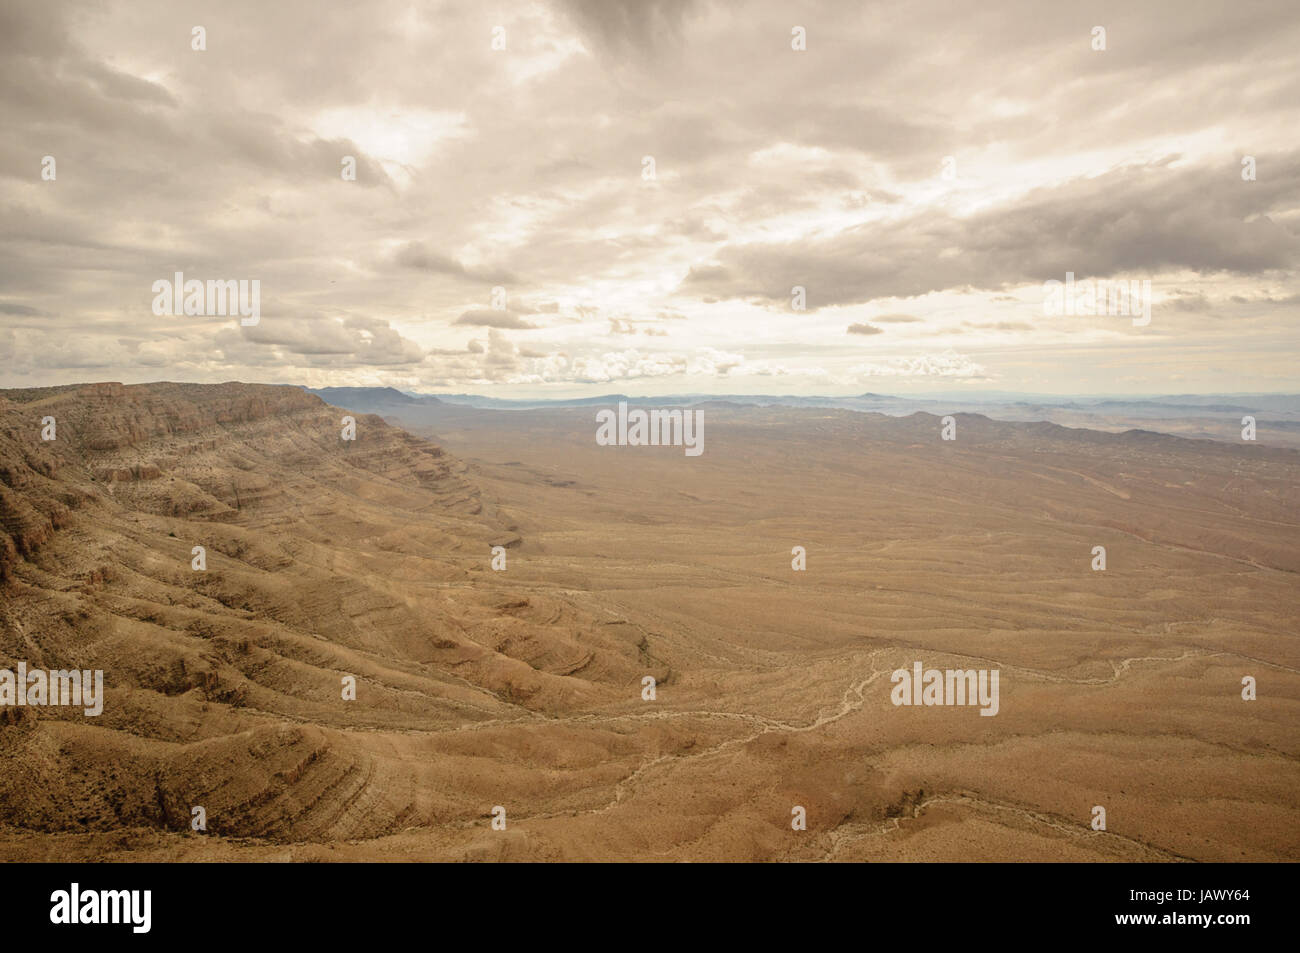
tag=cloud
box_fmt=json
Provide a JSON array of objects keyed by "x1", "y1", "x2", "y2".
[
  {"x1": 2, "y1": 0, "x2": 1298, "y2": 395},
  {"x1": 963, "y1": 320, "x2": 1034, "y2": 331},
  {"x1": 611, "y1": 317, "x2": 672, "y2": 336},
  {"x1": 0, "y1": 302, "x2": 47, "y2": 316},
  {"x1": 393, "y1": 242, "x2": 516, "y2": 285},
  {"x1": 555, "y1": 0, "x2": 696, "y2": 58},
  {"x1": 433, "y1": 338, "x2": 747, "y2": 385},
  {"x1": 847, "y1": 323, "x2": 884, "y2": 335},
  {"x1": 224, "y1": 315, "x2": 425, "y2": 366},
  {"x1": 849, "y1": 350, "x2": 990, "y2": 379},
  {"x1": 681, "y1": 156, "x2": 1300, "y2": 310},
  {"x1": 454, "y1": 309, "x2": 539, "y2": 329},
  {"x1": 1158, "y1": 293, "x2": 1212, "y2": 313}
]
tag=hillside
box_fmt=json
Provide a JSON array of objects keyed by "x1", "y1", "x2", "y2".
[
  {"x1": 0, "y1": 382, "x2": 1296, "y2": 861},
  {"x1": 0, "y1": 382, "x2": 657, "y2": 850}
]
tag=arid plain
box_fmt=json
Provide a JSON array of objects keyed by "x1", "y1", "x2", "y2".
[{"x1": 1, "y1": 382, "x2": 1297, "y2": 861}]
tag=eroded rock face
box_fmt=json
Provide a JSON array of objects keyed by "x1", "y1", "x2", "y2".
[
  {"x1": 0, "y1": 382, "x2": 659, "y2": 849},
  {"x1": 0, "y1": 382, "x2": 476, "y2": 533}
]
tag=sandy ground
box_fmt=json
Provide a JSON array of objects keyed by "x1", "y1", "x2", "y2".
[{"x1": 1, "y1": 385, "x2": 1296, "y2": 860}]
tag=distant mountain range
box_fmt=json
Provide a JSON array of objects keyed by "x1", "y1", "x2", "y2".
[
  {"x1": 305, "y1": 386, "x2": 441, "y2": 407},
  {"x1": 302, "y1": 387, "x2": 1300, "y2": 448}
]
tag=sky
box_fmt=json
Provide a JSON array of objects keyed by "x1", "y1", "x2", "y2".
[{"x1": 1, "y1": 0, "x2": 1298, "y2": 397}]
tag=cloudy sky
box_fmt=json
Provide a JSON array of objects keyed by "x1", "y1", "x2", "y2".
[{"x1": 2, "y1": 0, "x2": 1298, "y2": 396}]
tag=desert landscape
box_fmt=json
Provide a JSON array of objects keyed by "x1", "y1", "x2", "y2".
[
  {"x1": 1, "y1": 381, "x2": 1296, "y2": 862},
  {"x1": 2, "y1": 0, "x2": 1299, "y2": 880}
]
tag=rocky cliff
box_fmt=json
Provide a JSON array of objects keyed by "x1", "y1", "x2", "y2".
[{"x1": 0, "y1": 382, "x2": 656, "y2": 849}]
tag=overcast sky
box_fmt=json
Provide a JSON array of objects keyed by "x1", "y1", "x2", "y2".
[{"x1": 2, "y1": 0, "x2": 1298, "y2": 396}]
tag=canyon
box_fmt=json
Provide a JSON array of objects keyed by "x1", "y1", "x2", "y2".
[{"x1": 0, "y1": 381, "x2": 1296, "y2": 861}]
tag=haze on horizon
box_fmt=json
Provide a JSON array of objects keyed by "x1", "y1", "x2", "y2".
[{"x1": 2, "y1": 0, "x2": 1298, "y2": 398}]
